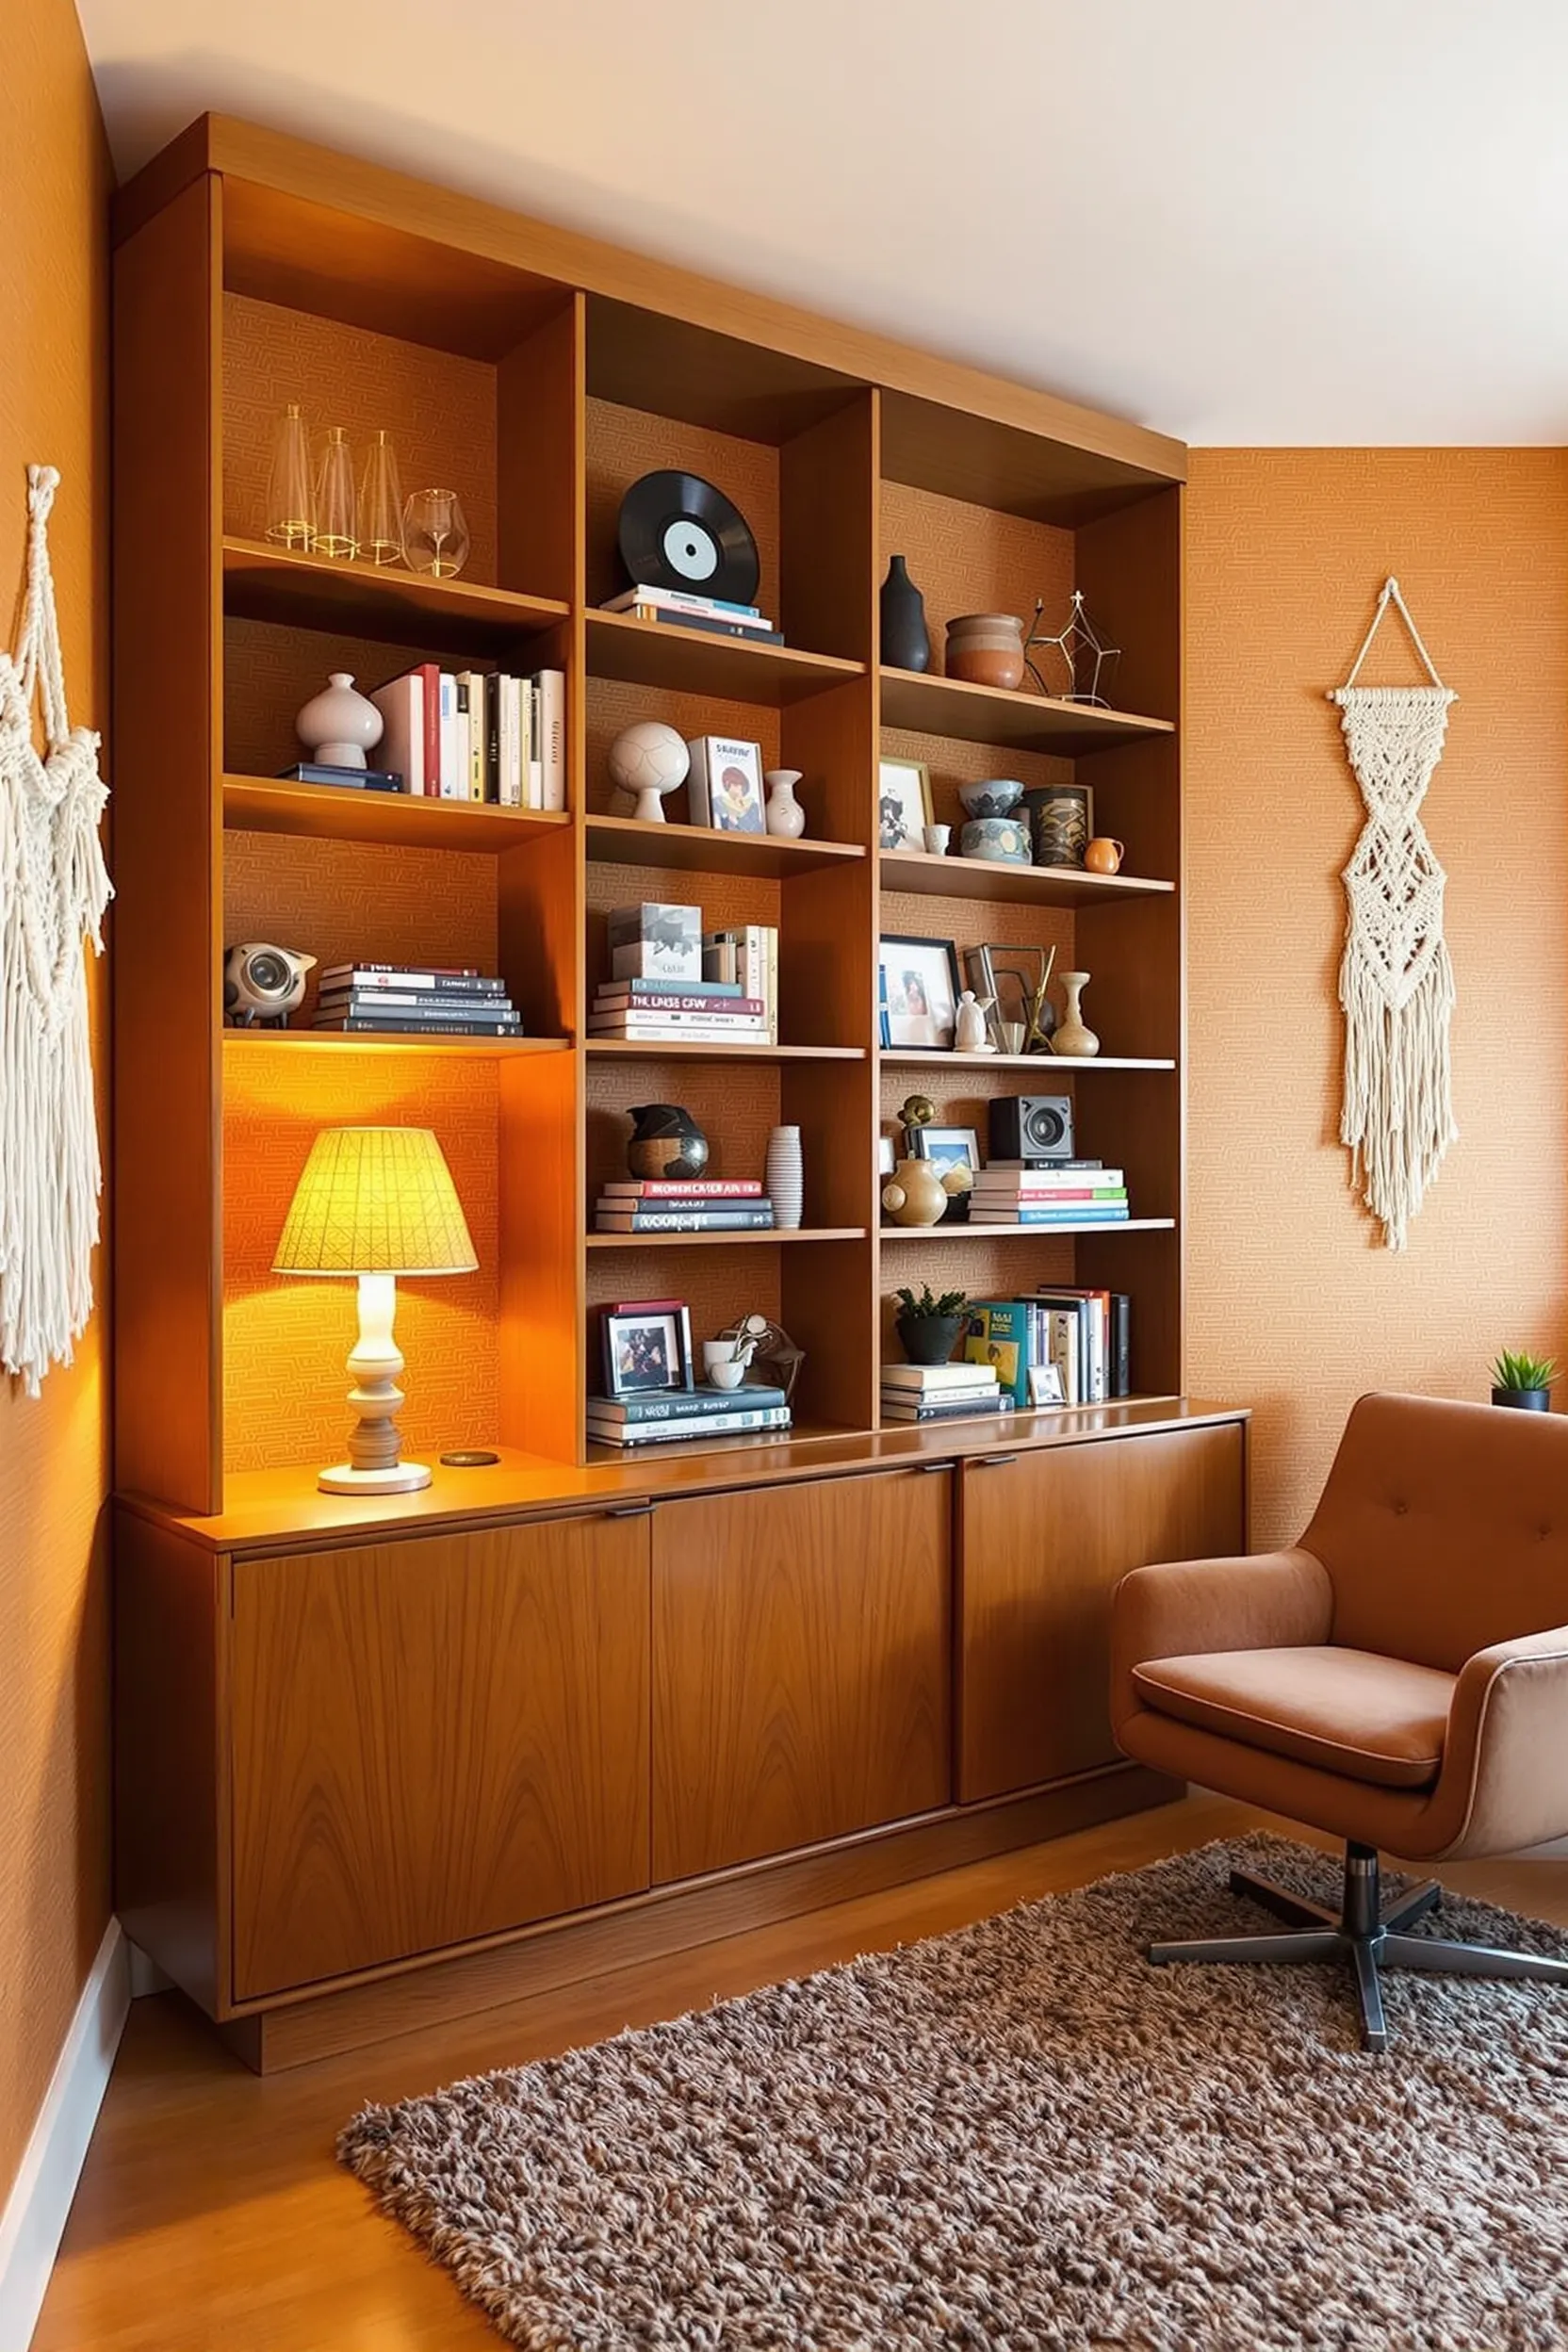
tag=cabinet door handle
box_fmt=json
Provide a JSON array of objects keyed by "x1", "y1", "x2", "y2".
[
  {"x1": 604, "y1": 1501, "x2": 653, "y2": 1518},
  {"x1": 969, "y1": 1455, "x2": 1018, "y2": 1471},
  {"x1": 918, "y1": 1459, "x2": 953, "y2": 1473}
]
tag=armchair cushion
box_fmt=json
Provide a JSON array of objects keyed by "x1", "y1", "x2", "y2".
[{"x1": 1132, "y1": 1645, "x2": 1455, "y2": 1790}]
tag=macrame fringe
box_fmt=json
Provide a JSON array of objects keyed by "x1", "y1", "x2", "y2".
[
  {"x1": 0, "y1": 466, "x2": 111, "y2": 1393},
  {"x1": 1340, "y1": 938, "x2": 1457, "y2": 1252}
]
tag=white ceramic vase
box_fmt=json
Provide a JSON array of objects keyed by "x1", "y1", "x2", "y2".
[
  {"x1": 763, "y1": 770, "x2": 807, "y2": 840},
  {"x1": 296, "y1": 671, "x2": 383, "y2": 769},
  {"x1": 765, "y1": 1123, "x2": 804, "y2": 1228}
]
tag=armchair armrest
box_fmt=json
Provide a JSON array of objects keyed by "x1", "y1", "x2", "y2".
[
  {"x1": 1111, "y1": 1549, "x2": 1334, "y2": 1741},
  {"x1": 1437, "y1": 1622, "x2": 1568, "y2": 1857}
]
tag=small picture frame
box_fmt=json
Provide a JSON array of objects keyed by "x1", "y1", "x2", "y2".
[
  {"x1": 689, "y1": 735, "x2": 766, "y2": 834},
  {"x1": 599, "y1": 1299, "x2": 695, "y2": 1396},
  {"x1": 1029, "y1": 1362, "x2": 1067, "y2": 1407},
  {"x1": 909, "y1": 1124, "x2": 980, "y2": 1223},
  {"x1": 878, "y1": 758, "x2": 933, "y2": 851},
  {"x1": 878, "y1": 934, "x2": 961, "y2": 1050},
  {"x1": 1023, "y1": 783, "x2": 1095, "y2": 870}
]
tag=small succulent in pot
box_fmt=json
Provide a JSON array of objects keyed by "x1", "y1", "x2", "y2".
[
  {"x1": 894, "y1": 1284, "x2": 970, "y2": 1367},
  {"x1": 1490, "y1": 1349, "x2": 1558, "y2": 1412}
]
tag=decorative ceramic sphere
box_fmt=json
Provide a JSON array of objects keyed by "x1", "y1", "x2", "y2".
[
  {"x1": 609, "y1": 721, "x2": 690, "y2": 823},
  {"x1": 296, "y1": 672, "x2": 383, "y2": 770}
]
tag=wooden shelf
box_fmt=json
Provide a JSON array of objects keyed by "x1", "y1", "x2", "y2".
[
  {"x1": 880, "y1": 848, "x2": 1173, "y2": 907},
  {"x1": 588, "y1": 1227, "x2": 866, "y2": 1249},
  {"x1": 221, "y1": 537, "x2": 569, "y2": 653},
  {"x1": 586, "y1": 1039, "x2": 864, "y2": 1063},
  {"x1": 585, "y1": 813, "x2": 866, "y2": 877},
  {"x1": 223, "y1": 1029, "x2": 570, "y2": 1060},
  {"x1": 880, "y1": 1050, "x2": 1176, "y2": 1072},
  {"x1": 880, "y1": 1218, "x2": 1177, "y2": 1240},
  {"x1": 586, "y1": 609, "x2": 863, "y2": 705},
  {"x1": 880, "y1": 666, "x2": 1173, "y2": 756},
  {"x1": 222, "y1": 772, "x2": 570, "y2": 850}
]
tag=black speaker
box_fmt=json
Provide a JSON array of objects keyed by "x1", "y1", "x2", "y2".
[{"x1": 988, "y1": 1095, "x2": 1075, "y2": 1162}]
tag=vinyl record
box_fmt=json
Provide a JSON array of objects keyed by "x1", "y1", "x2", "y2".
[{"x1": 617, "y1": 470, "x2": 760, "y2": 606}]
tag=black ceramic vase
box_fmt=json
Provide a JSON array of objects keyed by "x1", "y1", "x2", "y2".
[
  {"x1": 626, "y1": 1102, "x2": 709, "y2": 1181},
  {"x1": 1492, "y1": 1386, "x2": 1551, "y2": 1411},
  {"x1": 896, "y1": 1311, "x2": 963, "y2": 1366},
  {"x1": 880, "y1": 555, "x2": 930, "y2": 672}
]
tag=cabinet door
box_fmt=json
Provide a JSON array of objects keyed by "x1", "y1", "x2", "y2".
[
  {"x1": 958, "y1": 1423, "x2": 1245, "y2": 1803},
  {"x1": 232, "y1": 1511, "x2": 650, "y2": 1999},
  {"x1": 652, "y1": 1468, "x2": 951, "y2": 1883}
]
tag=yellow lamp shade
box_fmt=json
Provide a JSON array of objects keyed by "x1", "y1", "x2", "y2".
[{"x1": 272, "y1": 1127, "x2": 477, "y2": 1277}]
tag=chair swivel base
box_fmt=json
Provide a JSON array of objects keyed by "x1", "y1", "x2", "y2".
[{"x1": 1150, "y1": 1841, "x2": 1568, "y2": 2051}]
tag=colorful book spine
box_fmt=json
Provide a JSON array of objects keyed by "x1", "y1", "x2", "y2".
[
  {"x1": 962, "y1": 1301, "x2": 1034, "y2": 1407},
  {"x1": 592, "y1": 1385, "x2": 789, "y2": 1424},
  {"x1": 602, "y1": 584, "x2": 766, "y2": 622},
  {"x1": 318, "y1": 968, "x2": 499, "y2": 993},
  {"x1": 599, "y1": 1180, "x2": 763, "y2": 1199},
  {"x1": 587, "y1": 1407, "x2": 792, "y2": 1446},
  {"x1": 538, "y1": 669, "x2": 565, "y2": 809},
  {"x1": 595, "y1": 993, "x2": 764, "y2": 1016},
  {"x1": 626, "y1": 606, "x2": 784, "y2": 644},
  {"x1": 594, "y1": 1209, "x2": 776, "y2": 1232},
  {"x1": 317, "y1": 1015, "x2": 522, "y2": 1037}
]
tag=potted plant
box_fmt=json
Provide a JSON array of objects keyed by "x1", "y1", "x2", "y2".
[
  {"x1": 1490, "y1": 1349, "x2": 1558, "y2": 1412},
  {"x1": 894, "y1": 1285, "x2": 969, "y2": 1366}
]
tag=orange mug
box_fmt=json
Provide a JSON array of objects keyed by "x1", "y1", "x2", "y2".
[{"x1": 1084, "y1": 836, "x2": 1124, "y2": 874}]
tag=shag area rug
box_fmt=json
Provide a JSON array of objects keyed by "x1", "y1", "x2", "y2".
[{"x1": 339, "y1": 1834, "x2": 1568, "y2": 2350}]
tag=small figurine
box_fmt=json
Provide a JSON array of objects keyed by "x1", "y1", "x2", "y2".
[{"x1": 953, "y1": 988, "x2": 997, "y2": 1054}]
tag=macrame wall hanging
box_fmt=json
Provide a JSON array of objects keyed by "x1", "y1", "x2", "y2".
[
  {"x1": 1328, "y1": 578, "x2": 1457, "y2": 1251},
  {"x1": 0, "y1": 466, "x2": 112, "y2": 1393}
]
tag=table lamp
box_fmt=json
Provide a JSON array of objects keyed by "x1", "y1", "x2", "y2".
[{"x1": 272, "y1": 1126, "x2": 478, "y2": 1494}]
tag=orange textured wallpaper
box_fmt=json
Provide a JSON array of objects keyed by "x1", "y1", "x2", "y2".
[
  {"x1": 1185, "y1": 450, "x2": 1568, "y2": 1546},
  {"x1": 0, "y1": 0, "x2": 109, "y2": 2210}
]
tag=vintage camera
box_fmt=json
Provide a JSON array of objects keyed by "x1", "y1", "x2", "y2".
[
  {"x1": 988, "y1": 1094, "x2": 1075, "y2": 1163},
  {"x1": 222, "y1": 941, "x2": 318, "y2": 1028}
]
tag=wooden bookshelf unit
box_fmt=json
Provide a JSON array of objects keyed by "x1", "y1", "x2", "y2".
[{"x1": 111, "y1": 116, "x2": 1244, "y2": 2067}]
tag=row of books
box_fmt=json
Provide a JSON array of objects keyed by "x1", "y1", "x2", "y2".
[
  {"x1": 881, "y1": 1362, "x2": 1005, "y2": 1425},
  {"x1": 369, "y1": 664, "x2": 565, "y2": 808},
  {"x1": 588, "y1": 1381, "x2": 792, "y2": 1447},
  {"x1": 309, "y1": 962, "x2": 524, "y2": 1037},
  {"x1": 964, "y1": 1290, "x2": 1133, "y2": 1407},
  {"x1": 704, "y1": 924, "x2": 778, "y2": 1043},
  {"x1": 594, "y1": 1177, "x2": 773, "y2": 1234},
  {"x1": 599, "y1": 581, "x2": 783, "y2": 646},
  {"x1": 589, "y1": 976, "x2": 770, "y2": 1047},
  {"x1": 969, "y1": 1160, "x2": 1131, "y2": 1227}
]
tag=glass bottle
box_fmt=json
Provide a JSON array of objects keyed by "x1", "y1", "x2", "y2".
[
  {"x1": 358, "y1": 430, "x2": 404, "y2": 566},
  {"x1": 401, "y1": 488, "x2": 470, "y2": 580},
  {"x1": 313, "y1": 427, "x2": 359, "y2": 561},
  {"x1": 263, "y1": 403, "x2": 315, "y2": 550}
]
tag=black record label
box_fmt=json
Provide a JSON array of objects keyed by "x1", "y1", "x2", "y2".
[{"x1": 617, "y1": 470, "x2": 760, "y2": 606}]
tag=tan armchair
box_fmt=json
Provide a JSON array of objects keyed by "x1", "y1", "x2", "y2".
[{"x1": 1112, "y1": 1391, "x2": 1568, "y2": 2049}]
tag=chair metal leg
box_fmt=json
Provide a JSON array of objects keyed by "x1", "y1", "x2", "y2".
[
  {"x1": 1151, "y1": 1928, "x2": 1340, "y2": 1968},
  {"x1": 1381, "y1": 1879, "x2": 1442, "y2": 1933},
  {"x1": 1350, "y1": 1939, "x2": 1388, "y2": 2051},
  {"x1": 1229, "y1": 1867, "x2": 1338, "y2": 1929},
  {"x1": 1381, "y1": 1932, "x2": 1568, "y2": 1984}
]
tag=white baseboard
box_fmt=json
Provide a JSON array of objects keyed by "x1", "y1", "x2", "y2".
[{"x1": 0, "y1": 1920, "x2": 129, "y2": 2352}]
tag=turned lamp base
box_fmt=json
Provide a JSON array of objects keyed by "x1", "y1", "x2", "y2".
[{"x1": 318, "y1": 1270, "x2": 431, "y2": 1496}]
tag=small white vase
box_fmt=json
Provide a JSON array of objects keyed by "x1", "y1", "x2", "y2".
[
  {"x1": 763, "y1": 770, "x2": 807, "y2": 840},
  {"x1": 297, "y1": 671, "x2": 383, "y2": 770},
  {"x1": 765, "y1": 1123, "x2": 804, "y2": 1229}
]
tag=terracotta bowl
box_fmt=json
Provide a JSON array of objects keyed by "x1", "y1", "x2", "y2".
[{"x1": 944, "y1": 612, "x2": 1026, "y2": 692}]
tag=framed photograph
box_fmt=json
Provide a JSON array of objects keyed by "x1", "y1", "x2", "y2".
[
  {"x1": 1028, "y1": 1362, "x2": 1067, "y2": 1407},
  {"x1": 910, "y1": 1123, "x2": 980, "y2": 1223},
  {"x1": 878, "y1": 758, "x2": 933, "y2": 851},
  {"x1": 1023, "y1": 782, "x2": 1095, "y2": 870},
  {"x1": 599, "y1": 1299, "x2": 695, "y2": 1396},
  {"x1": 878, "y1": 934, "x2": 961, "y2": 1050}
]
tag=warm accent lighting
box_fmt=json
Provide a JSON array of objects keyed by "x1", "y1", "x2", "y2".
[{"x1": 273, "y1": 1126, "x2": 477, "y2": 1494}]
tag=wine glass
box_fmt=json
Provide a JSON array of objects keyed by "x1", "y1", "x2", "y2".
[{"x1": 401, "y1": 489, "x2": 470, "y2": 580}]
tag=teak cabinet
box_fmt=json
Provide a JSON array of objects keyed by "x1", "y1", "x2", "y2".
[{"x1": 117, "y1": 1412, "x2": 1246, "y2": 2065}]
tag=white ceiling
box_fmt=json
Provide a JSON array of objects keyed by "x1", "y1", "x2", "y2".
[{"x1": 77, "y1": 0, "x2": 1568, "y2": 446}]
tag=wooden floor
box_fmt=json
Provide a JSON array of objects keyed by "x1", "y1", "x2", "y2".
[{"x1": 35, "y1": 1795, "x2": 1568, "y2": 2351}]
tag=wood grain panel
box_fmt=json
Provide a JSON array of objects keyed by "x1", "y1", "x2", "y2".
[
  {"x1": 958, "y1": 1422, "x2": 1245, "y2": 1803},
  {"x1": 652, "y1": 1469, "x2": 951, "y2": 1880},
  {"x1": 231, "y1": 1513, "x2": 651, "y2": 1997},
  {"x1": 1184, "y1": 451, "x2": 1568, "y2": 1545},
  {"x1": 112, "y1": 173, "x2": 223, "y2": 1514}
]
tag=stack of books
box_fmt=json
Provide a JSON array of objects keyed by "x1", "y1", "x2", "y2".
[
  {"x1": 881, "y1": 1362, "x2": 1005, "y2": 1425},
  {"x1": 600, "y1": 584, "x2": 784, "y2": 646},
  {"x1": 311, "y1": 963, "x2": 524, "y2": 1038},
  {"x1": 589, "y1": 977, "x2": 769, "y2": 1047},
  {"x1": 368, "y1": 664, "x2": 565, "y2": 808},
  {"x1": 594, "y1": 1178, "x2": 774, "y2": 1235},
  {"x1": 968, "y1": 1160, "x2": 1130, "y2": 1226},
  {"x1": 702, "y1": 923, "x2": 778, "y2": 1044},
  {"x1": 588, "y1": 1382, "x2": 792, "y2": 1447},
  {"x1": 964, "y1": 1294, "x2": 1134, "y2": 1407}
]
